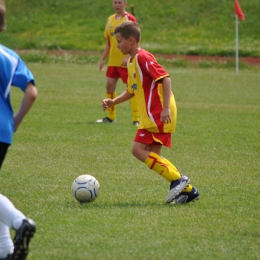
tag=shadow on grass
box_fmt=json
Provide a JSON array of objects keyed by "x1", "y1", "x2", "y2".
[{"x1": 65, "y1": 199, "x2": 196, "y2": 209}]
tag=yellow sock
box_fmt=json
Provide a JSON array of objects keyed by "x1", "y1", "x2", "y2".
[
  {"x1": 144, "y1": 152, "x2": 181, "y2": 182},
  {"x1": 130, "y1": 95, "x2": 139, "y2": 122},
  {"x1": 106, "y1": 92, "x2": 116, "y2": 120},
  {"x1": 163, "y1": 157, "x2": 193, "y2": 192},
  {"x1": 161, "y1": 157, "x2": 179, "y2": 173}
]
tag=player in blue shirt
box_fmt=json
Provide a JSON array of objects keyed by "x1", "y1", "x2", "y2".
[{"x1": 0, "y1": 1, "x2": 37, "y2": 259}]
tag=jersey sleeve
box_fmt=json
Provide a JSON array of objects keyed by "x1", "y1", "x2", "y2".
[
  {"x1": 104, "y1": 16, "x2": 113, "y2": 40},
  {"x1": 12, "y1": 57, "x2": 35, "y2": 91},
  {"x1": 126, "y1": 13, "x2": 137, "y2": 23},
  {"x1": 139, "y1": 52, "x2": 169, "y2": 82},
  {"x1": 0, "y1": 45, "x2": 35, "y2": 92}
]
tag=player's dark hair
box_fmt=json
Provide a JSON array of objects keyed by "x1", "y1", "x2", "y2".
[
  {"x1": 0, "y1": 0, "x2": 6, "y2": 32},
  {"x1": 115, "y1": 20, "x2": 140, "y2": 42}
]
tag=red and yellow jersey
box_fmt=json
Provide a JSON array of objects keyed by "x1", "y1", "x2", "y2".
[
  {"x1": 127, "y1": 49, "x2": 177, "y2": 133},
  {"x1": 104, "y1": 12, "x2": 137, "y2": 67}
]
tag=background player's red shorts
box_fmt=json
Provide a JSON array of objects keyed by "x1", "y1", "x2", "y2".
[
  {"x1": 134, "y1": 129, "x2": 172, "y2": 148},
  {"x1": 106, "y1": 66, "x2": 128, "y2": 83}
]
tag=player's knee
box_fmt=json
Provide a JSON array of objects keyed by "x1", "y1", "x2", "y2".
[
  {"x1": 106, "y1": 85, "x2": 115, "y2": 93},
  {"x1": 131, "y1": 146, "x2": 143, "y2": 161},
  {"x1": 131, "y1": 146, "x2": 138, "y2": 158}
]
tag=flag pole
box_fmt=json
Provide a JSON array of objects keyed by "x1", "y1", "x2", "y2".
[
  {"x1": 234, "y1": 0, "x2": 245, "y2": 74},
  {"x1": 235, "y1": 14, "x2": 239, "y2": 74}
]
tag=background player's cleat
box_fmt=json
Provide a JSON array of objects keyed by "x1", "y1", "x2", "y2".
[
  {"x1": 132, "y1": 121, "x2": 139, "y2": 126},
  {"x1": 171, "y1": 186, "x2": 200, "y2": 205},
  {"x1": 13, "y1": 218, "x2": 36, "y2": 260},
  {"x1": 96, "y1": 117, "x2": 116, "y2": 123},
  {"x1": 166, "y1": 175, "x2": 190, "y2": 203}
]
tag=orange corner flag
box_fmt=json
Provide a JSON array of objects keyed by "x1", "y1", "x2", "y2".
[{"x1": 235, "y1": 0, "x2": 245, "y2": 20}]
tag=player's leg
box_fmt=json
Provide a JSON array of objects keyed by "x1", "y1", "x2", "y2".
[
  {"x1": 0, "y1": 145, "x2": 13, "y2": 259},
  {"x1": 132, "y1": 140, "x2": 182, "y2": 182},
  {"x1": 0, "y1": 142, "x2": 9, "y2": 169},
  {"x1": 162, "y1": 156, "x2": 196, "y2": 195},
  {"x1": 0, "y1": 220, "x2": 13, "y2": 259},
  {"x1": 96, "y1": 76, "x2": 118, "y2": 123},
  {"x1": 119, "y1": 67, "x2": 139, "y2": 125},
  {"x1": 130, "y1": 96, "x2": 139, "y2": 126},
  {"x1": 97, "y1": 68, "x2": 118, "y2": 123},
  {"x1": 105, "y1": 76, "x2": 118, "y2": 121},
  {"x1": 159, "y1": 152, "x2": 199, "y2": 204},
  {"x1": 132, "y1": 131, "x2": 190, "y2": 202},
  {"x1": 0, "y1": 194, "x2": 36, "y2": 260}
]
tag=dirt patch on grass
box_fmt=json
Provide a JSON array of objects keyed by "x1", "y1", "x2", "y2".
[
  {"x1": 17, "y1": 49, "x2": 260, "y2": 66},
  {"x1": 156, "y1": 54, "x2": 260, "y2": 66}
]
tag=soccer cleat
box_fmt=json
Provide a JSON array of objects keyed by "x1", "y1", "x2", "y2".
[
  {"x1": 96, "y1": 117, "x2": 116, "y2": 123},
  {"x1": 13, "y1": 218, "x2": 36, "y2": 260},
  {"x1": 133, "y1": 121, "x2": 139, "y2": 126},
  {"x1": 166, "y1": 175, "x2": 190, "y2": 203},
  {"x1": 171, "y1": 186, "x2": 200, "y2": 205}
]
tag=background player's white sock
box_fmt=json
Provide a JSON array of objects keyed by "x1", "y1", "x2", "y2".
[
  {"x1": 0, "y1": 194, "x2": 25, "y2": 229},
  {"x1": 0, "y1": 221, "x2": 13, "y2": 258}
]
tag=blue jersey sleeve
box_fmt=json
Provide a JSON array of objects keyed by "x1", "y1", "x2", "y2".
[
  {"x1": 0, "y1": 45, "x2": 35, "y2": 91},
  {"x1": 12, "y1": 57, "x2": 35, "y2": 91}
]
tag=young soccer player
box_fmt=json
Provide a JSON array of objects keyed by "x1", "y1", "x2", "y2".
[
  {"x1": 96, "y1": 0, "x2": 139, "y2": 126},
  {"x1": 102, "y1": 20, "x2": 200, "y2": 204},
  {"x1": 0, "y1": 1, "x2": 37, "y2": 259}
]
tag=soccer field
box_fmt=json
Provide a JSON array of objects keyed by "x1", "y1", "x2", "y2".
[{"x1": 1, "y1": 64, "x2": 259, "y2": 259}]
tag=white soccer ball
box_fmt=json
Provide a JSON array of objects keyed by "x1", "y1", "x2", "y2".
[{"x1": 71, "y1": 174, "x2": 100, "y2": 203}]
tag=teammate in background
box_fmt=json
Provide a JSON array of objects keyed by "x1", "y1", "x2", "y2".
[
  {"x1": 96, "y1": 0, "x2": 139, "y2": 126},
  {"x1": 102, "y1": 21, "x2": 200, "y2": 204},
  {"x1": 0, "y1": 1, "x2": 37, "y2": 259}
]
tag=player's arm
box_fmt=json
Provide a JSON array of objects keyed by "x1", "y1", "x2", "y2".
[
  {"x1": 102, "y1": 90, "x2": 133, "y2": 110},
  {"x1": 160, "y1": 77, "x2": 172, "y2": 124},
  {"x1": 121, "y1": 55, "x2": 130, "y2": 67},
  {"x1": 99, "y1": 41, "x2": 110, "y2": 71},
  {"x1": 13, "y1": 82, "x2": 38, "y2": 132}
]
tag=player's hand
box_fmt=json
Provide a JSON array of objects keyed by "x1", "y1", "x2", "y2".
[
  {"x1": 121, "y1": 56, "x2": 129, "y2": 67},
  {"x1": 13, "y1": 116, "x2": 20, "y2": 132},
  {"x1": 99, "y1": 60, "x2": 105, "y2": 71},
  {"x1": 160, "y1": 108, "x2": 171, "y2": 124},
  {"x1": 102, "y1": 99, "x2": 114, "y2": 111}
]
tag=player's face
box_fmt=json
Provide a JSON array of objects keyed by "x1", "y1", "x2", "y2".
[
  {"x1": 113, "y1": 0, "x2": 127, "y2": 14},
  {"x1": 116, "y1": 33, "x2": 131, "y2": 55}
]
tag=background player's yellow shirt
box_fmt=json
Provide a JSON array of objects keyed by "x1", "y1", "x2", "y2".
[
  {"x1": 127, "y1": 49, "x2": 177, "y2": 133},
  {"x1": 104, "y1": 13, "x2": 137, "y2": 67}
]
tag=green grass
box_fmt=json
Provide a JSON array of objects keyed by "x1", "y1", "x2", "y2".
[
  {"x1": 2, "y1": 0, "x2": 260, "y2": 56},
  {"x1": 0, "y1": 64, "x2": 259, "y2": 259}
]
